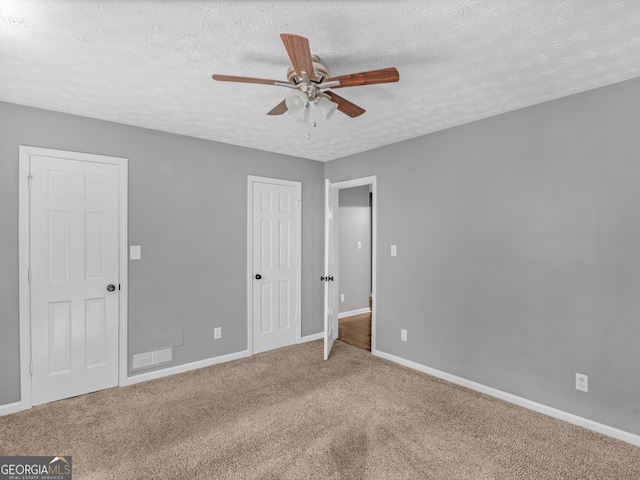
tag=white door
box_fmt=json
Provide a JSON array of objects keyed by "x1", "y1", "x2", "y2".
[
  {"x1": 324, "y1": 180, "x2": 339, "y2": 360},
  {"x1": 250, "y1": 178, "x2": 301, "y2": 354},
  {"x1": 29, "y1": 154, "x2": 120, "y2": 405}
]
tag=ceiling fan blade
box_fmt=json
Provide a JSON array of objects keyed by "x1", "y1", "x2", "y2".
[
  {"x1": 267, "y1": 99, "x2": 288, "y2": 115},
  {"x1": 212, "y1": 74, "x2": 283, "y2": 86},
  {"x1": 326, "y1": 92, "x2": 366, "y2": 118},
  {"x1": 280, "y1": 33, "x2": 316, "y2": 81},
  {"x1": 325, "y1": 67, "x2": 399, "y2": 88}
]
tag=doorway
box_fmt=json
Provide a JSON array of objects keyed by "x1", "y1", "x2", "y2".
[
  {"x1": 337, "y1": 185, "x2": 372, "y2": 351},
  {"x1": 19, "y1": 146, "x2": 128, "y2": 408},
  {"x1": 324, "y1": 176, "x2": 377, "y2": 359}
]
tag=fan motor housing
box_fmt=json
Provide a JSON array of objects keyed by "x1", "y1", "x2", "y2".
[{"x1": 287, "y1": 55, "x2": 330, "y2": 85}]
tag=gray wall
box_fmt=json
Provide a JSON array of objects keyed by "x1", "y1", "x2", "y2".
[
  {"x1": 338, "y1": 186, "x2": 371, "y2": 314},
  {"x1": 3, "y1": 75, "x2": 640, "y2": 439},
  {"x1": 0, "y1": 102, "x2": 324, "y2": 405},
  {"x1": 325, "y1": 77, "x2": 640, "y2": 436}
]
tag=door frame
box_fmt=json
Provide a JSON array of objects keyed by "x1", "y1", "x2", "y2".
[
  {"x1": 18, "y1": 146, "x2": 129, "y2": 410},
  {"x1": 326, "y1": 175, "x2": 378, "y2": 355},
  {"x1": 246, "y1": 175, "x2": 302, "y2": 355}
]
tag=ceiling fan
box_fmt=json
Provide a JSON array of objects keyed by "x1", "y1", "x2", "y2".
[{"x1": 212, "y1": 33, "x2": 399, "y2": 121}]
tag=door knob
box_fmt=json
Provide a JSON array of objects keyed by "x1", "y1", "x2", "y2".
[
  {"x1": 107, "y1": 284, "x2": 116, "y2": 292},
  {"x1": 255, "y1": 274, "x2": 262, "y2": 280}
]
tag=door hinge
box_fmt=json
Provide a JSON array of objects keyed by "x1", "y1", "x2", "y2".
[
  {"x1": 28, "y1": 175, "x2": 33, "y2": 189},
  {"x1": 29, "y1": 361, "x2": 33, "y2": 375},
  {"x1": 28, "y1": 268, "x2": 32, "y2": 283}
]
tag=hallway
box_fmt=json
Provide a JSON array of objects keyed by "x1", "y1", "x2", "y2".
[{"x1": 338, "y1": 311, "x2": 371, "y2": 351}]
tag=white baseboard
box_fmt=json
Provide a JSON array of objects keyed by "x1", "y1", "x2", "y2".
[
  {"x1": 373, "y1": 349, "x2": 640, "y2": 448},
  {"x1": 126, "y1": 350, "x2": 250, "y2": 385},
  {"x1": 0, "y1": 401, "x2": 23, "y2": 416},
  {"x1": 300, "y1": 332, "x2": 323, "y2": 343},
  {"x1": 338, "y1": 307, "x2": 371, "y2": 319},
  {"x1": 127, "y1": 334, "x2": 328, "y2": 386}
]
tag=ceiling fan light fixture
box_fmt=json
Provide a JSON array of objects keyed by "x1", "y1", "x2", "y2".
[
  {"x1": 315, "y1": 96, "x2": 338, "y2": 121},
  {"x1": 285, "y1": 90, "x2": 309, "y2": 119}
]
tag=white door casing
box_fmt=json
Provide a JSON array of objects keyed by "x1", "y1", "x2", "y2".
[
  {"x1": 248, "y1": 176, "x2": 301, "y2": 355},
  {"x1": 324, "y1": 176, "x2": 377, "y2": 359},
  {"x1": 324, "y1": 180, "x2": 339, "y2": 360},
  {"x1": 19, "y1": 146, "x2": 128, "y2": 409}
]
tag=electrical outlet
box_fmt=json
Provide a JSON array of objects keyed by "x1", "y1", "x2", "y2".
[
  {"x1": 391, "y1": 245, "x2": 397, "y2": 256},
  {"x1": 175, "y1": 334, "x2": 184, "y2": 347},
  {"x1": 401, "y1": 329, "x2": 407, "y2": 342},
  {"x1": 340, "y1": 294, "x2": 345, "y2": 302},
  {"x1": 214, "y1": 327, "x2": 222, "y2": 340},
  {"x1": 576, "y1": 373, "x2": 588, "y2": 392}
]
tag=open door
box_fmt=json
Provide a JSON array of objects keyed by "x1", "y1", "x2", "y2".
[{"x1": 323, "y1": 179, "x2": 339, "y2": 359}]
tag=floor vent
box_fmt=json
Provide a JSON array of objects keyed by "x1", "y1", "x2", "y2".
[{"x1": 132, "y1": 347, "x2": 173, "y2": 371}]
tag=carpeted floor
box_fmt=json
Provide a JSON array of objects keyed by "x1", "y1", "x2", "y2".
[{"x1": 1, "y1": 340, "x2": 639, "y2": 479}]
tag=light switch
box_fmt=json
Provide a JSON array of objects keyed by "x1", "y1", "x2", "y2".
[
  {"x1": 391, "y1": 245, "x2": 397, "y2": 256},
  {"x1": 130, "y1": 245, "x2": 141, "y2": 260},
  {"x1": 357, "y1": 241, "x2": 362, "y2": 250}
]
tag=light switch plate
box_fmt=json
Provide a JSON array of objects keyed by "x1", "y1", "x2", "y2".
[
  {"x1": 391, "y1": 245, "x2": 397, "y2": 256},
  {"x1": 130, "y1": 245, "x2": 141, "y2": 260}
]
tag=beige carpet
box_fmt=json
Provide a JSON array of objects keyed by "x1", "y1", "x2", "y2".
[{"x1": 1, "y1": 340, "x2": 639, "y2": 479}]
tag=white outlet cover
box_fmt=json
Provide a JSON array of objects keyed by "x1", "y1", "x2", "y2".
[
  {"x1": 214, "y1": 327, "x2": 222, "y2": 340},
  {"x1": 391, "y1": 245, "x2": 397, "y2": 257},
  {"x1": 576, "y1": 373, "x2": 589, "y2": 392}
]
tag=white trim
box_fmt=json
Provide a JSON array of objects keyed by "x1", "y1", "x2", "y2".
[
  {"x1": 0, "y1": 402, "x2": 23, "y2": 416},
  {"x1": 126, "y1": 350, "x2": 250, "y2": 385},
  {"x1": 18, "y1": 150, "x2": 32, "y2": 409},
  {"x1": 18, "y1": 146, "x2": 128, "y2": 410},
  {"x1": 247, "y1": 175, "x2": 302, "y2": 356},
  {"x1": 329, "y1": 176, "x2": 377, "y2": 354},
  {"x1": 300, "y1": 332, "x2": 323, "y2": 343},
  {"x1": 374, "y1": 349, "x2": 640, "y2": 448},
  {"x1": 338, "y1": 308, "x2": 371, "y2": 319},
  {"x1": 117, "y1": 160, "x2": 129, "y2": 387}
]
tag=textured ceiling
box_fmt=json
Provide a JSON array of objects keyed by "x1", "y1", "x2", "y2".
[{"x1": 2, "y1": 1, "x2": 640, "y2": 162}]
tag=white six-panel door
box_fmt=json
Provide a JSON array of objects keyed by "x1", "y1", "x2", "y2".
[
  {"x1": 29, "y1": 154, "x2": 120, "y2": 405},
  {"x1": 250, "y1": 177, "x2": 301, "y2": 354}
]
